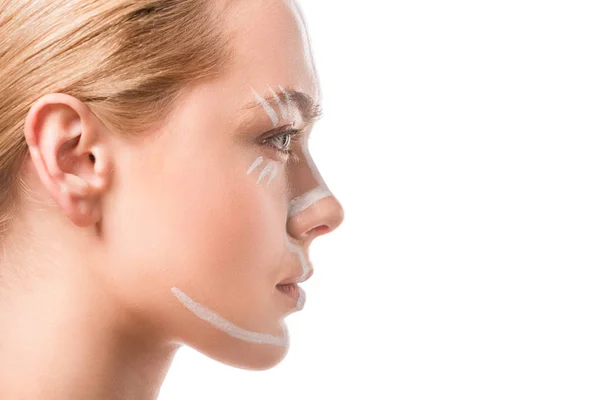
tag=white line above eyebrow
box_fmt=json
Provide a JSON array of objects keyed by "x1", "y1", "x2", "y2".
[
  {"x1": 269, "y1": 86, "x2": 288, "y2": 119},
  {"x1": 252, "y1": 87, "x2": 279, "y2": 127},
  {"x1": 278, "y1": 85, "x2": 295, "y2": 121},
  {"x1": 247, "y1": 156, "x2": 264, "y2": 175},
  {"x1": 171, "y1": 287, "x2": 288, "y2": 347}
]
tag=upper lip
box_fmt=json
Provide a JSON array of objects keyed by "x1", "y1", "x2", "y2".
[{"x1": 278, "y1": 268, "x2": 314, "y2": 285}]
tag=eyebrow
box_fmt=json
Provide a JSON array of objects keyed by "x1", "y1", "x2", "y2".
[{"x1": 241, "y1": 88, "x2": 323, "y2": 125}]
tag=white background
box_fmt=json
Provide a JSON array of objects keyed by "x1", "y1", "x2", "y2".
[{"x1": 159, "y1": 1, "x2": 600, "y2": 399}]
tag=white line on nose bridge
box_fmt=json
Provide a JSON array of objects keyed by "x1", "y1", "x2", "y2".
[{"x1": 288, "y1": 187, "x2": 333, "y2": 218}]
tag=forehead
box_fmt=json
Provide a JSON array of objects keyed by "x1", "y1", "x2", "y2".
[{"x1": 220, "y1": 0, "x2": 320, "y2": 102}]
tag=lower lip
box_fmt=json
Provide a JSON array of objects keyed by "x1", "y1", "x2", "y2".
[{"x1": 276, "y1": 283, "x2": 304, "y2": 308}]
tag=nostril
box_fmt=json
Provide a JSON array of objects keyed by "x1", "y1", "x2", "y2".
[{"x1": 310, "y1": 225, "x2": 331, "y2": 237}]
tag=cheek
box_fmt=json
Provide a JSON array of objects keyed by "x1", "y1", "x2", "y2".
[
  {"x1": 105, "y1": 150, "x2": 290, "y2": 337},
  {"x1": 161, "y1": 166, "x2": 290, "y2": 334},
  {"x1": 172, "y1": 165, "x2": 288, "y2": 286}
]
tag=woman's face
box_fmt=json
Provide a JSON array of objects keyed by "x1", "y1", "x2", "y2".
[{"x1": 100, "y1": 0, "x2": 344, "y2": 369}]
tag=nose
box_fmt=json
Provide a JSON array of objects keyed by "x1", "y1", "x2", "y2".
[{"x1": 287, "y1": 187, "x2": 345, "y2": 243}]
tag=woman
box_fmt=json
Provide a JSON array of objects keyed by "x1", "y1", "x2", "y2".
[{"x1": 0, "y1": 0, "x2": 344, "y2": 398}]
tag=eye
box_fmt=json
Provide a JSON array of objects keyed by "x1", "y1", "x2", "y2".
[
  {"x1": 263, "y1": 128, "x2": 301, "y2": 156},
  {"x1": 269, "y1": 132, "x2": 293, "y2": 152}
]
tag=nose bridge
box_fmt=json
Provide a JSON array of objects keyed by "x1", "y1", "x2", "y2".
[
  {"x1": 286, "y1": 142, "x2": 344, "y2": 241},
  {"x1": 290, "y1": 140, "x2": 328, "y2": 195}
]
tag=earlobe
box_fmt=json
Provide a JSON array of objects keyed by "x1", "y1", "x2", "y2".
[{"x1": 23, "y1": 93, "x2": 112, "y2": 228}]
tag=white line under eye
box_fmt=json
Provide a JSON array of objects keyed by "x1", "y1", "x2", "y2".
[
  {"x1": 247, "y1": 156, "x2": 264, "y2": 175},
  {"x1": 257, "y1": 161, "x2": 275, "y2": 184}
]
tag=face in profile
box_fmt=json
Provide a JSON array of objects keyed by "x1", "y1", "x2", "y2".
[{"x1": 89, "y1": 0, "x2": 345, "y2": 370}]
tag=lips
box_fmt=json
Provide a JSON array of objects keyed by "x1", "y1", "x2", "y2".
[
  {"x1": 276, "y1": 260, "x2": 313, "y2": 309},
  {"x1": 276, "y1": 283, "x2": 299, "y2": 296},
  {"x1": 276, "y1": 282, "x2": 303, "y2": 307}
]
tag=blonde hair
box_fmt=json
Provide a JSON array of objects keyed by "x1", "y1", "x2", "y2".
[{"x1": 0, "y1": 0, "x2": 233, "y2": 241}]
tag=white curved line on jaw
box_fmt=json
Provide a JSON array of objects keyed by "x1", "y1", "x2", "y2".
[
  {"x1": 171, "y1": 287, "x2": 288, "y2": 347},
  {"x1": 247, "y1": 156, "x2": 264, "y2": 175},
  {"x1": 252, "y1": 87, "x2": 279, "y2": 127},
  {"x1": 288, "y1": 187, "x2": 333, "y2": 218},
  {"x1": 269, "y1": 86, "x2": 288, "y2": 120}
]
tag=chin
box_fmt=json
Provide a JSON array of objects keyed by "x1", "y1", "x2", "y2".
[
  {"x1": 184, "y1": 321, "x2": 292, "y2": 370},
  {"x1": 231, "y1": 344, "x2": 290, "y2": 371},
  {"x1": 190, "y1": 335, "x2": 291, "y2": 371}
]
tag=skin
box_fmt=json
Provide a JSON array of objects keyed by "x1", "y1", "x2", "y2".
[{"x1": 0, "y1": 0, "x2": 344, "y2": 398}]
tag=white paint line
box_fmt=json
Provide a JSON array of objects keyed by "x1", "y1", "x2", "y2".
[
  {"x1": 279, "y1": 85, "x2": 295, "y2": 121},
  {"x1": 253, "y1": 88, "x2": 279, "y2": 127},
  {"x1": 300, "y1": 139, "x2": 328, "y2": 189},
  {"x1": 247, "y1": 156, "x2": 264, "y2": 175},
  {"x1": 266, "y1": 163, "x2": 279, "y2": 187},
  {"x1": 288, "y1": 186, "x2": 333, "y2": 218},
  {"x1": 257, "y1": 161, "x2": 275, "y2": 184},
  {"x1": 171, "y1": 287, "x2": 288, "y2": 347},
  {"x1": 269, "y1": 86, "x2": 288, "y2": 120},
  {"x1": 296, "y1": 288, "x2": 306, "y2": 311},
  {"x1": 285, "y1": 234, "x2": 312, "y2": 283}
]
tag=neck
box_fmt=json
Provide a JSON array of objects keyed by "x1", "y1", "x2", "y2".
[{"x1": 0, "y1": 262, "x2": 180, "y2": 400}]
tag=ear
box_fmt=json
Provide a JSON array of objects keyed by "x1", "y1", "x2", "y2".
[{"x1": 23, "y1": 93, "x2": 113, "y2": 228}]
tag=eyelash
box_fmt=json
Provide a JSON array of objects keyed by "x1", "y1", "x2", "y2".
[{"x1": 262, "y1": 128, "x2": 302, "y2": 161}]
